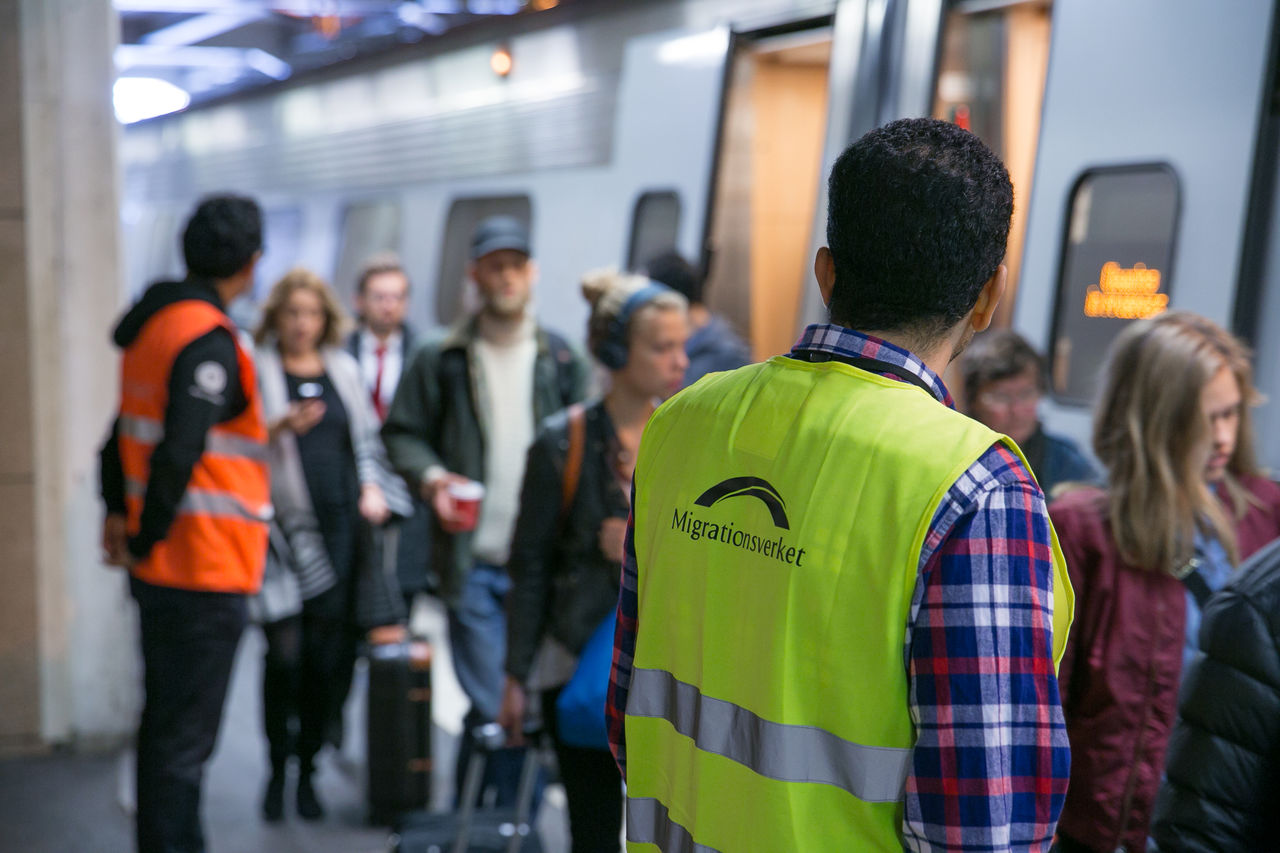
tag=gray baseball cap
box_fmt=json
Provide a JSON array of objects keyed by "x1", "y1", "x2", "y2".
[{"x1": 470, "y1": 216, "x2": 531, "y2": 260}]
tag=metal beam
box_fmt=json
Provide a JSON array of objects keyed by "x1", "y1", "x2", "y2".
[
  {"x1": 116, "y1": 44, "x2": 292, "y2": 79},
  {"x1": 141, "y1": 11, "x2": 268, "y2": 46}
]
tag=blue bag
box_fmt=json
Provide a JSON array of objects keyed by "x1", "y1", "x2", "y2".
[{"x1": 555, "y1": 608, "x2": 617, "y2": 750}]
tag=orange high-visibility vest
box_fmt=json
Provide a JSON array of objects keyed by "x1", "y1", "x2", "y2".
[{"x1": 117, "y1": 299, "x2": 270, "y2": 593}]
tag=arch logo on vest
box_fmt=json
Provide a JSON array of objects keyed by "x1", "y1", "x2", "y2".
[{"x1": 670, "y1": 476, "x2": 807, "y2": 567}]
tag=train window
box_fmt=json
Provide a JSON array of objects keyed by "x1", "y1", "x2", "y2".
[
  {"x1": 255, "y1": 207, "x2": 303, "y2": 303},
  {"x1": 435, "y1": 195, "x2": 533, "y2": 328},
  {"x1": 1048, "y1": 166, "x2": 1180, "y2": 405},
  {"x1": 627, "y1": 190, "x2": 682, "y2": 271},
  {"x1": 334, "y1": 199, "x2": 402, "y2": 306}
]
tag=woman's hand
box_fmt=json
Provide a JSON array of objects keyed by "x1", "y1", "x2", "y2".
[
  {"x1": 366, "y1": 624, "x2": 408, "y2": 645},
  {"x1": 598, "y1": 516, "x2": 628, "y2": 564},
  {"x1": 360, "y1": 483, "x2": 391, "y2": 525},
  {"x1": 497, "y1": 676, "x2": 527, "y2": 747},
  {"x1": 272, "y1": 399, "x2": 325, "y2": 439}
]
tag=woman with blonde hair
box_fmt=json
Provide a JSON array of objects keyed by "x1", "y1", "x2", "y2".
[
  {"x1": 251, "y1": 267, "x2": 411, "y2": 822},
  {"x1": 1048, "y1": 311, "x2": 1280, "y2": 853},
  {"x1": 498, "y1": 268, "x2": 688, "y2": 852}
]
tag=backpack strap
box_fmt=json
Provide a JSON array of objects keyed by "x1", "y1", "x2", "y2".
[{"x1": 561, "y1": 404, "x2": 587, "y2": 521}]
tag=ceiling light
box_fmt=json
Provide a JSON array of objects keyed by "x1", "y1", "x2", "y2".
[{"x1": 113, "y1": 77, "x2": 191, "y2": 123}]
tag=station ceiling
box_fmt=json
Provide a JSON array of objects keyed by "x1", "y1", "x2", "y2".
[{"x1": 114, "y1": 0, "x2": 569, "y2": 115}]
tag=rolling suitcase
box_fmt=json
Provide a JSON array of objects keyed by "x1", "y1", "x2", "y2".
[
  {"x1": 390, "y1": 723, "x2": 544, "y2": 853},
  {"x1": 367, "y1": 639, "x2": 433, "y2": 825}
]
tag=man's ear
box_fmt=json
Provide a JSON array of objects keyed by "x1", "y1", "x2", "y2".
[
  {"x1": 969, "y1": 264, "x2": 1008, "y2": 333},
  {"x1": 814, "y1": 247, "x2": 836, "y2": 308}
]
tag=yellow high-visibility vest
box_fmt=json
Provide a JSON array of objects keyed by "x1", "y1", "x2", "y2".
[{"x1": 625, "y1": 355, "x2": 1073, "y2": 852}]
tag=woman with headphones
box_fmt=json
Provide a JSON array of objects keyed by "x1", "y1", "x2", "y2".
[{"x1": 499, "y1": 268, "x2": 688, "y2": 853}]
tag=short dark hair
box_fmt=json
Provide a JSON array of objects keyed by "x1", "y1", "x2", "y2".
[
  {"x1": 826, "y1": 118, "x2": 1012, "y2": 341},
  {"x1": 644, "y1": 251, "x2": 702, "y2": 305},
  {"x1": 356, "y1": 251, "x2": 408, "y2": 295},
  {"x1": 959, "y1": 329, "x2": 1046, "y2": 404},
  {"x1": 182, "y1": 194, "x2": 263, "y2": 279}
]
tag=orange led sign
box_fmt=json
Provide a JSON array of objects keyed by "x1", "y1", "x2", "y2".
[{"x1": 1083, "y1": 262, "x2": 1168, "y2": 319}]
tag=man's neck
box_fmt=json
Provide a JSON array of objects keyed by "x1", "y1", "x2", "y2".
[
  {"x1": 211, "y1": 276, "x2": 245, "y2": 309},
  {"x1": 477, "y1": 310, "x2": 531, "y2": 346},
  {"x1": 688, "y1": 303, "x2": 712, "y2": 331},
  {"x1": 364, "y1": 324, "x2": 401, "y2": 345},
  {"x1": 859, "y1": 326, "x2": 968, "y2": 380}
]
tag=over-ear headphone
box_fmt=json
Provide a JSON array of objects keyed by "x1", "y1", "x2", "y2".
[{"x1": 596, "y1": 281, "x2": 671, "y2": 370}]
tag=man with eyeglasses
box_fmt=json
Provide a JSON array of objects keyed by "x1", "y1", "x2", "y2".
[{"x1": 960, "y1": 329, "x2": 1097, "y2": 498}]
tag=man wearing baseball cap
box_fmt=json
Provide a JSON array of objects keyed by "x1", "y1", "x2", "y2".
[{"x1": 383, "y1": 215, "x2": 589, "y2": 807}]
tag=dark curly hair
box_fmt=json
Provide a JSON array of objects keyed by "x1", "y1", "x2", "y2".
[
  {"x1": 182, "y1": 194, "x2": 263, "y2": 279},
  {"x1": 826, "y1": 118, "x2": 1012, "y2": 341}
]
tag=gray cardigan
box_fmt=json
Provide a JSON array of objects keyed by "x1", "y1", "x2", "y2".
[{"x1": 252, "y1": 341, "x2": 412, "y2": 625}]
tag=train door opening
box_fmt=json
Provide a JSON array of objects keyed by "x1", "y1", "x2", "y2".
[
  {"x1": 704, "y1": 27, "x2": 832, "y2": 361},
  {"x1": 932, "y1": 0, "x2": 1053, "y2": 332}
]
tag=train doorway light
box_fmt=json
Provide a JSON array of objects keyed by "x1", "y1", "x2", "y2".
[{"x1": 113, "y1": 77, "x2": 190, "y2": 124}]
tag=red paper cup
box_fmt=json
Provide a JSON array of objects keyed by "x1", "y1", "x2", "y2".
[{"x1": 447, "y1": 480, "x2": 485, "y2": 532}]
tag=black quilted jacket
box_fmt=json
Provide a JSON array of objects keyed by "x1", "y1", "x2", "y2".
[{"x1": 1149, "y1": 537, "x2": 1280, "y2": 852}]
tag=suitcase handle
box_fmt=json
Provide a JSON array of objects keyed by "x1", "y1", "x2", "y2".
[{"x1": 453, "y1": 723, "x2": 543, "y2": 853}]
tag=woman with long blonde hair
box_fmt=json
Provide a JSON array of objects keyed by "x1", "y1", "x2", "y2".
[{"x1": 1048, "y1": 311, "x2": 1280, "y2": 853}]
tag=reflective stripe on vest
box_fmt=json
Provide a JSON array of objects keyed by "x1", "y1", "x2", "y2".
[
  {"x1": 627, "y1": 798, "x2": 721, "y2": 853},
  {"x1": 124, "y1": 477, "x2": 273, "y2": 522},
  {"x1": 627, "y1": 667, "x2": 911, "y2": 803},
  {"x1": 118, "y1": 414, "x2": 267, "y2": 462}
]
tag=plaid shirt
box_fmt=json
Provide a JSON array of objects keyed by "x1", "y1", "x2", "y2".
[{"x1": 607, "y1": 324, "x2": 1069, "y2": 852}]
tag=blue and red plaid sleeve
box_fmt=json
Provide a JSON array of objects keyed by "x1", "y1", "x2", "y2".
[
  {"x1": 607, "y1": 480, "x2": 639, "y2": 777},
  {"x1": 904, "y1": 442, "x2": 1069, "y2": 852}
]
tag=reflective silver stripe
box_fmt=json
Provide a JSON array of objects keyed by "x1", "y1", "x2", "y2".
[
  {"x1": 628, "y1": 667, "x2": 911, "y2": 804},
  {"x1": 118, "y1": 415, "x2": 164, "y2": 443},
  {"x1": 179, "y1": 489, "x2": 273, "y2": 522},
  {"x1": 206, "y1": 432, "x2": 267, "y2": 462},
  {"x1": 119, "y1": 414, "x2": 266, "y2": 461},
  {"x1": 627, "y1": 797, "x2": 720, "y2": 853}
]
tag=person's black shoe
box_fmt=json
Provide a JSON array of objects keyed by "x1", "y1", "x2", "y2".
[
  {"x1": 261, "y1": 771, "x2": 286, "y2": 822},
  {"x1": 296, "y1": 772, "x2": 324, "y2": 821}
]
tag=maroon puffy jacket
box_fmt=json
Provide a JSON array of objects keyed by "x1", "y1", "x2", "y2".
[{"x1": 1048, "y1": 475, "x2": 1280, "y2": 853}]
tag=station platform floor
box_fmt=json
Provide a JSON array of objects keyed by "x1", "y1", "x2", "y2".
[{"x1": 0, "y1": 597, "x2": 570, "y2": 853}]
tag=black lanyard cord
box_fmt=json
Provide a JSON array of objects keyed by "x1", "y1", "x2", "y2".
[{"x1": 789, "y1": 350, "x2": 938, "y2": 399}]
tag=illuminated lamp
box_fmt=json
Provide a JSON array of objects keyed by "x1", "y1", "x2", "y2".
[
  {"x1": 530, "y1": 0, "x2": 560, "y2": 9},
  {"x1": 113, "y1": 77, "x2": 191, "y2": 124},
  {"x1": 491, "y1": 44, "x2": 513, "y2": 77}
]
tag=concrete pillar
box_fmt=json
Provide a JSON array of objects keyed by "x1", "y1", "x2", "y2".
[{"x1": 0, "y1": 0, "x2": 136, "y2": 754}]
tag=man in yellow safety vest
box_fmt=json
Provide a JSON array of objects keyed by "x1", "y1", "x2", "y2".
[{"x1": 607, "y1": 117, "x2": 1074, "y2": 852}]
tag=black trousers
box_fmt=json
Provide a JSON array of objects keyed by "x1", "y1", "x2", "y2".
[
  {"x1": 260, "y1": 587, "x2": 358, "y2": 773},
  {"x1": 131, "y1": 576, "x2": 246, "y2": 853},
  {"x1": 542, "y1": 688, "x2": 623, "y2": 853}
]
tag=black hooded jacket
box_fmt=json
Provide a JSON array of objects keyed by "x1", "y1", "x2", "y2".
[
  {"x1": 99, "y1": 278, "x2": 247, "y2": 560},
  {"x1": 1149, "y1": 536, "x2": 1280, "y2": 852}
]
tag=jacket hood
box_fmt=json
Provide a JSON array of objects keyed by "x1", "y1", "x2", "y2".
[{"x1": 112, "y1": 278, "x2": 224, "y2": 348}]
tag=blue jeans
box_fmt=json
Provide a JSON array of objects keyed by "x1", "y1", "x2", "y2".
[{"x1": 447, "y1": 563, "x2": 543, "y2": 810}]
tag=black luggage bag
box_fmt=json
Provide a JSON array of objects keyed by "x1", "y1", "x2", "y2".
[
  {"x1": 367, "y1": 640, "x2": 433, "y2": 825},
  {"x1": 390, "y1": 723, "x2": 543, "y2": 853}
]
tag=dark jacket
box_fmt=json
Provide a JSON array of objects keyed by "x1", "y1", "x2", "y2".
[
  {"x1": 505, "y1": 400, "x2": 628, "y2": 683},
  {"x1": 346, "y1": 324, "x2": 435, "y2": 597},
  {"x1": 1149, "y1": 536, "x2": 1280, "y2": 852},
  {"x1": 683, "y1": 314, "x2": 751, "y2": 388},
  {"x1": 1021, "y1": 423, "x2": 1097, "y2": 499},
  {"x1": 381, "y1": 315, "x2": 589, "y2": 601},
  {"x1": 1048, "y1": 475, "x2": 1280, "y2": 853}
]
